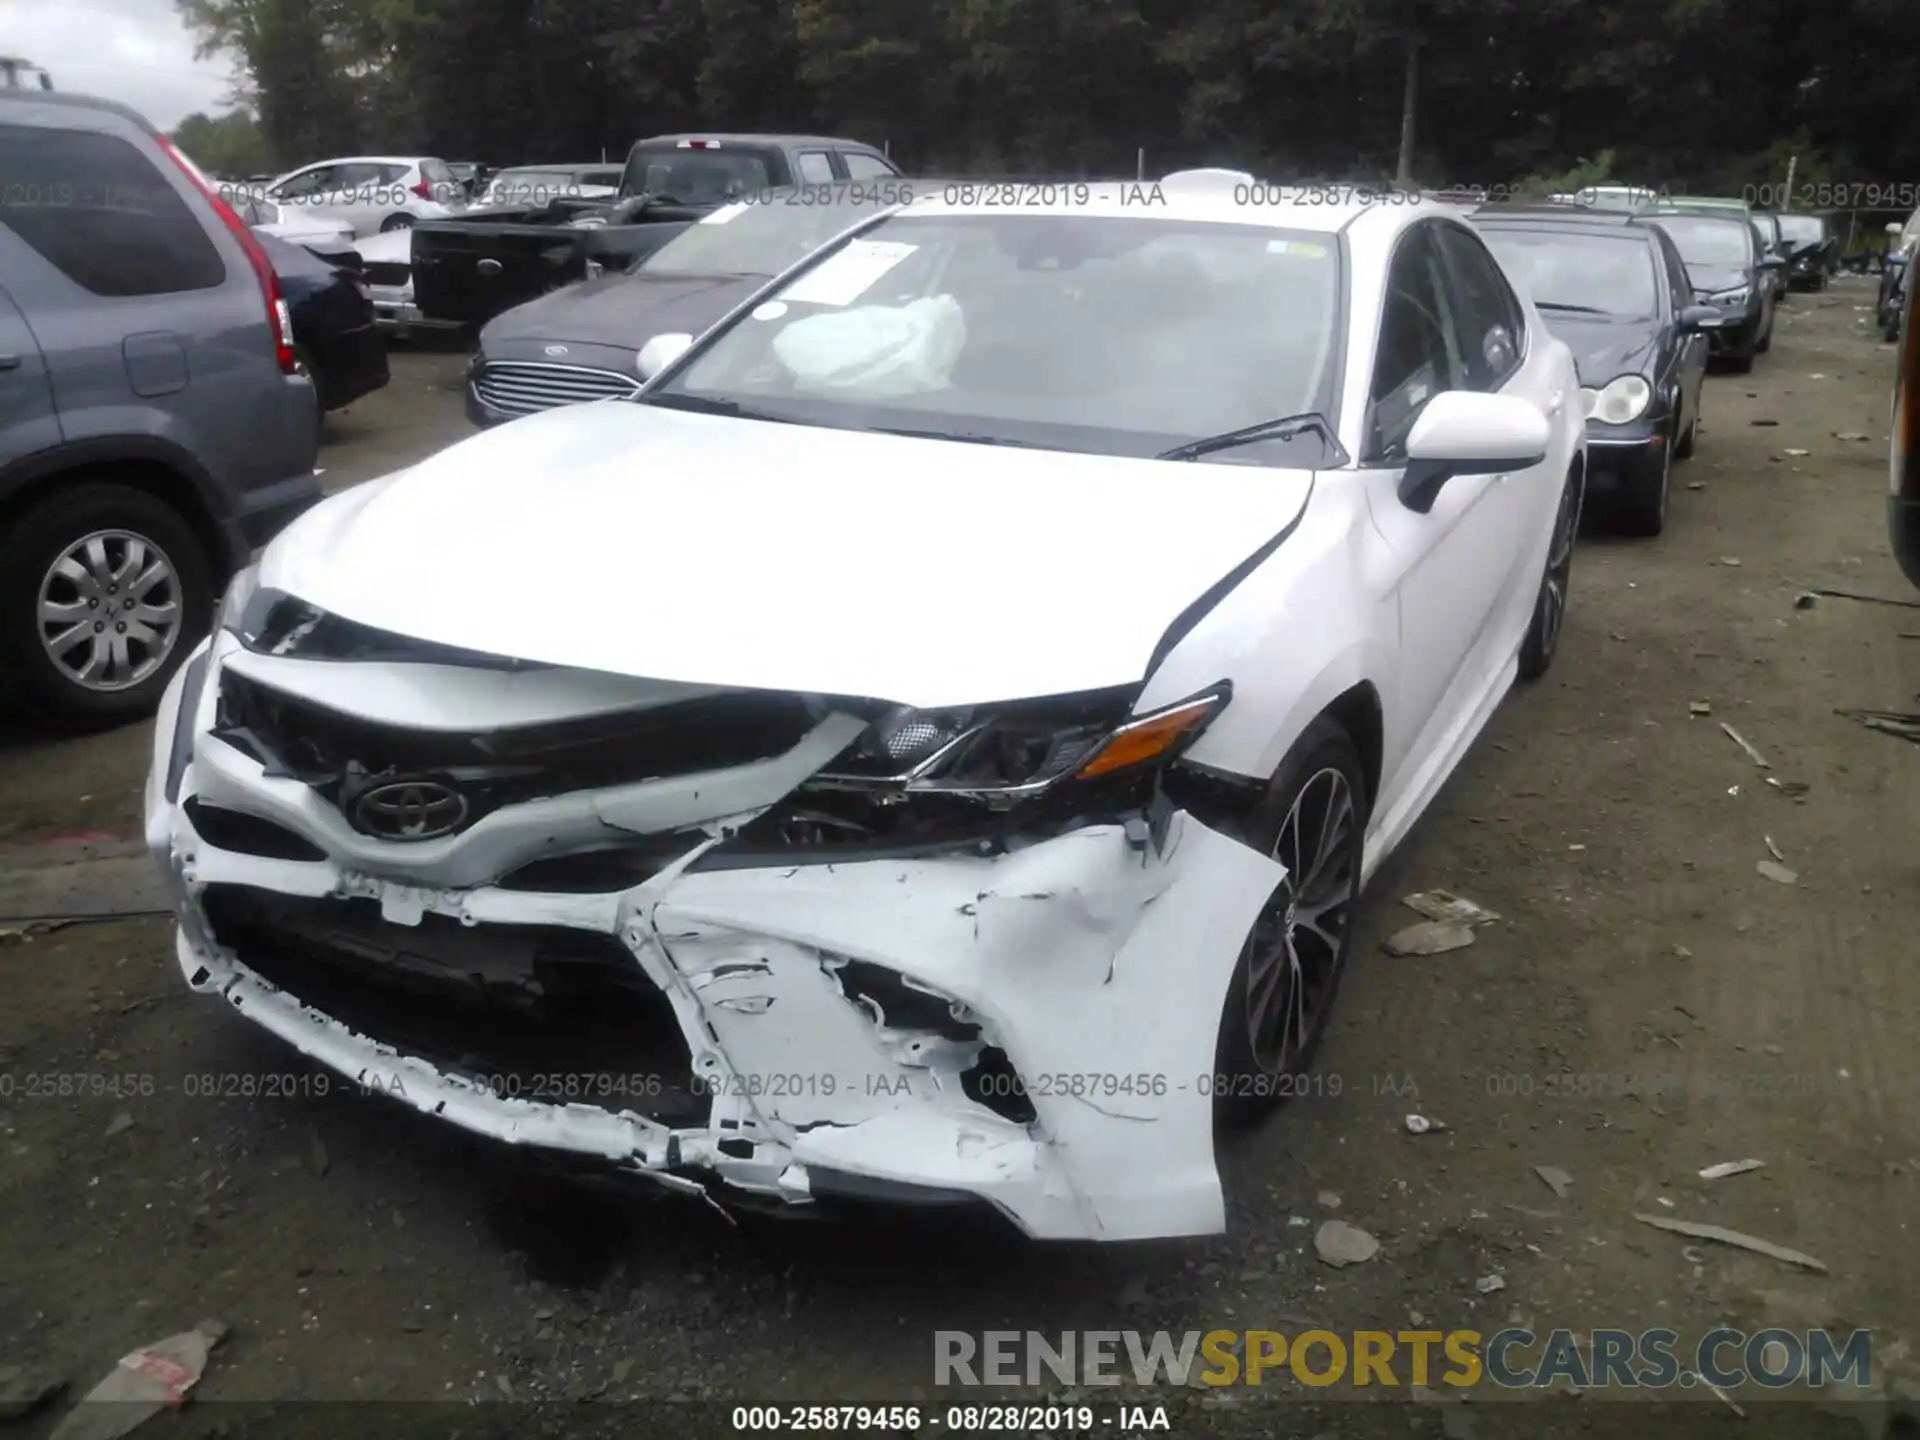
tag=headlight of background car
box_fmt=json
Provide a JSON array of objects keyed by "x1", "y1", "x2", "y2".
[
  {"x1": 1584, "y1": 374, "x2": 1652, "y2": 425},
  {"x1": 813, "y1": 684, "x2": 1231, "y2": 807},
  {"x1": 1709, "y1": 286, "x2": 1750, "y2": 307}
]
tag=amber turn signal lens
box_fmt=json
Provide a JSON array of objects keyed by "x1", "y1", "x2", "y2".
[{"x1": 1072, "y1": 697, "x2": 1220, "y2": 780}]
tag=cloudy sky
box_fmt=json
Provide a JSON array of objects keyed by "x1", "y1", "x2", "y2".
[{"x1": 11, "y1": 0, "x2": 244, "y2": 131}]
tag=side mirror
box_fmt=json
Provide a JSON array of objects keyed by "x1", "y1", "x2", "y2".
[
  {"x1": 636, "y1": 331, "x2": 694, "y2": 381},
  {"x1": 1679, "y1": 304, "x2": 1724, "y2": 330},
  {"x1": 1398, "y1": 391, "x2": 1551, "y2": 514},
  {"x1": 1889, "y1": 222, "x2": 1905, "y2": 236}
]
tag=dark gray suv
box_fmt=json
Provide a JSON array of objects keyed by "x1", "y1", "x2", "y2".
[{"x1": 0, "y1": 91, "x2": 321, "y2": 725}]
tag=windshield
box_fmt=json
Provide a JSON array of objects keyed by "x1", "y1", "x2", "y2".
[
  {"x1": 649, "y1": 212, "x2": 1343, "y2": 463},
  {"x1": 1481, "y1": 230, "x2": 1659, "y2": 317},
  {"x1": 1654, "y1": 216, "x2": 1753, "y2": 266},
  {"x1": 642, "y1": 193, "x2": 904, "y2": 278},
  {"x1": 1776, "y1": 214, "x2": 1825, "y2": 244},
  {"x1": 620, "y1": 146, "x2": 774, "y2": 203}
]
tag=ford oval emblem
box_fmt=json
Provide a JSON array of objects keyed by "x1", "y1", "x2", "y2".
[
  {"x1": 351, "y1": 780, "x2": 470, "y2": 841},
  {"x1": 544, "y1": 344, "x2": 569, "y2": 357},
  {"x1": 476, "y1": 258, "x2": 504, "y2": 275}
]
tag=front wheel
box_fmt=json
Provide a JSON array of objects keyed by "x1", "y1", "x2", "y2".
[
  {"x1": 1211, "y1": 717, "x2": 1368, "y2": 1125},
  {"x1": 380, "y1": 212, "x2": 415, "y2": 233},
  {"x1": 0, "y1": 482, "x2": 214, "y2": 726},
  {"x1": 1518, "y1": 464, "x2": 1584, "y2": 680}
]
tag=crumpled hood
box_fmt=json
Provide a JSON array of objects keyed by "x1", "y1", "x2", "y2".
[
  {"x1": 482, "y1": 271, "x2": 758, "y2": 351},
  {"x1": 258, "y1": 402, "x2": 1317, "y2": 709},
  {"x1": 1686, "y1": 264, "x2": 1749, "y2": 295},
  {"x1": 1541, "y1": 314, "x2": 1660, "y2": 385}
]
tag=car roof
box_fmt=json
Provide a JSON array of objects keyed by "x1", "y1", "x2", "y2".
[
  {"x1": 633, "y1": 134, "x2": 888, "y2": 151},
  {"x1": 0, "y1": 88, "x2": 155, "y2": 131},
  {"x1": 287, "y1": 155, "x2": 436, "y2": 167},
  {"x1": 1473, "y1": 202, "x2": 1648, "y2": 227},
  {"x1": 1646, "y1": 209, "x2": 1752, "y2": 228}
]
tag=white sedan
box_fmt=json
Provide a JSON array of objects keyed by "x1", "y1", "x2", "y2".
[{"x1": 143, "y1": 178, "x2": 1584, "y2": 1241}]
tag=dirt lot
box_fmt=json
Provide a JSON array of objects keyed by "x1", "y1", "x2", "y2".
[{"x1": 0, "y1": 291, "x2": 1916, "y2": 1440}]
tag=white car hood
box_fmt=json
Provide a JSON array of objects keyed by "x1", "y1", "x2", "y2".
[
  {"x1": 259, "y1": 403, "x2": 1316, "y2": 709},
  {"x1": 352, "y1": 229, "x2": 412, "y2": 264}
]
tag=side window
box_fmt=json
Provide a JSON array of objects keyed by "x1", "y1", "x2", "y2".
[
  {"x1": 0, "y1": 123, "x2": 225, "y2": 297},
  {"x1": 1367, "y1": 227, "x2": 1465, "y2": 462},
  {"x1": 795, "y1": 150, "x2": 835, "y2": 184},
  {"x1": 273, "y1": 165, "x2": 331, "y2": 199},
  {"x1": 330, "y1": 162, "x2": 379, "y2": 190},
  {"x1": 1434, "y1": 223, "x2": 1524, "y2": 390},
  {"x1": 842, "y1": 151, "x2": 896, "y2": 180}
]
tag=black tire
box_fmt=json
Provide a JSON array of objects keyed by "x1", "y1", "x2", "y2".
[
  {"x1": 380, "y1": 212, "x2": 414, "y2": 233},
  {"x1": 1211, "y1": 716, "x2": 1369, "y2": 1125},
  {"x1": 0, "y1": 482, "x2": 214, "y2": 726},
  {"x1": 1674, "y1": 401, "x2": 1697, "y2": 460},
  {"x1": 1617, "y1": 427, "x2": 1672, "y2": 539},
  {"x1": 1518, "y1": 464, "x2": 1585, "y2": 680},
  {"x1": 1757, "y1": 322, "x2": 1772, "y2": 354},
  {"x1": 1724, "y1": 352, "x2": 1755, "y2": 374}
]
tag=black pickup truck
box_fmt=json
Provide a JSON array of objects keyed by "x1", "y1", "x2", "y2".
[{"x1": 409, "y1": 133, "x2": 901, "y2": 328}]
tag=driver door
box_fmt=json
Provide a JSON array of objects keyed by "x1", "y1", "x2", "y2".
[{"x1": 1362, "y1": 223, "x2": 1533, "y2": 800}]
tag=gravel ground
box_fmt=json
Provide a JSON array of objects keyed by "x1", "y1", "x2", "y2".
[{"x1": 0, "y1": 288, "x2": 1916, "y2": 1440}]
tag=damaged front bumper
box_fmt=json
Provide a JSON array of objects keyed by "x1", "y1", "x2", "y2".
[{"x1": 143, "y1": 636, "x2": 1284, "y2": 1240}]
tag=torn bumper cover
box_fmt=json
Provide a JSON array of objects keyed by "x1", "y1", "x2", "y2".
[{"x1": 143, "y1": 636, "x2": 1283, "y2": 1240}]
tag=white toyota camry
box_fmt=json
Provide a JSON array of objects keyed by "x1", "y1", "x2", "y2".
[{"x1": 144, "y1": 175, "x2": 1585, "y2": 1241}]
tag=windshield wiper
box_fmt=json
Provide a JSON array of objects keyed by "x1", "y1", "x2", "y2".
[
  {"x1": 1535, "y1": 301, "x2": 1610, "y2": 314},
  {"x1": 639, "y1": 392, "x2": 795, "y2": 424},
  {"x1": 869, "y1": 426, "x2": 1041, "y2": 448},
  {"x1": 1155, "y1": 412, "x2": 1349, "y2": 465}
]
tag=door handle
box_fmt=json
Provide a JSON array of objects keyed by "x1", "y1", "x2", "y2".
[{"x1": 0, "y1": 355, "x2": 21, "y2": 372}]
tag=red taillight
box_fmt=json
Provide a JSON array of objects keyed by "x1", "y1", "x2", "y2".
[
  {"x1": 155, "y1": 137, "x2": 296, "y2": 375},
  {"x1": 412, "y1": 178, "x2": 432, "y2": 200}
]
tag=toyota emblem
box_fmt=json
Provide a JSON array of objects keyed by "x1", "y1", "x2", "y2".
[
  {"x1": 351, "y1": 780, "x2": 470, "y2": 841},
  {"x1": 544, "y1": 344, "x2": 569, "y2": 357}
]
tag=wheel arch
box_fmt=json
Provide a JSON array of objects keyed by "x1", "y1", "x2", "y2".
[{"x1": 0, "y1": 441, "x2": 237, "y2": 582}]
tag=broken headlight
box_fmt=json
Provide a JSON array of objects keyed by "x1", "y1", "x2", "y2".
[{"x1": 813, "y1": 683, "x2": 1230, "y2": 806}]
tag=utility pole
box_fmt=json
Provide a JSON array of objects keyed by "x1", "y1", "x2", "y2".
[
  {"x1": 1395, "y1": 17, "x2": 1420, "y2": 186},
  {"x1": 1137, "y1": 147, "x2": 1145, "y2": 180},
  {"x1": 1782, "y1": 154, "x2": 1797, "y2": 209}
]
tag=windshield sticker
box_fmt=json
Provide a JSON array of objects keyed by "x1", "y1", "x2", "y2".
[
  {"x1": 1267, "y1": 239, "x2": 1328, "y2": 258},
  {"x1": 779, "y1": 239, "x2": 918, "y2": 306},
  {"x1": 700, "y1": 203, "x2": 747, "y2": 225},
  {"x1": 752, "y1": 301, "x2": 789, "y2": 321}
]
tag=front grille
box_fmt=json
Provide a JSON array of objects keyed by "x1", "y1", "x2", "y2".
[
  {"x1": 198, "y1": 885, "x2": 703, "y2": 1122},
  {"x1": 362, "y1": 261, "x2": 410, "y2": 287},
  {"x1": 473, "y1": 361, "x2": 640, "y2": 417},
  {"x1": 212, "y1": 670, "x2": 824, "y2": 839}
]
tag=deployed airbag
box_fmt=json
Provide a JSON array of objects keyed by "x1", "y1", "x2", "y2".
[{"x1": 774, "y1": 296, "x2": 966, "y2": 397}]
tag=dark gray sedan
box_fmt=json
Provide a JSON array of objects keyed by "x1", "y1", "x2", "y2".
[{"x1": 465, "y1": 181, "x2": 924, "y2": 425}]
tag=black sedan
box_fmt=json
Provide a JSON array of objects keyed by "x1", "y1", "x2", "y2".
[
  {"x1": 465, "y1": 182, "x2": 930, "y2": 426},
  {"x1": 1646, "y1": 213, "x2": 1778, "y2": 372},
  {"x1": 1774, "y1": 212, "x2": 1838, "y2": 290},
  {"x1": 1477, "y1": 204, "x2": 1717, "y2": 536},
  {"x1": 256, "y1": 232, "x2": 390, "y2": 436}
]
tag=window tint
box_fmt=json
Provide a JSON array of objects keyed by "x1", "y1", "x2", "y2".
[
  {"x1": 795, "y1": 151, "x2": 836, "y2": 183},
  {"x1": 0, "y1": 124, "x2": 226, "y2": 297},
  {"x1": 419, "y1": 160, "x2": 454, "y2": 184},
  {"x1": 842, "y1": 151, "x2": 896, "y2": 179},
  {"x1": 1368, "y1": 227, "x2": 1463, "y2": 460},
  {"x1": 1653, "y1": 229, "x2": 1690, "y2": 310},
  {"x1": 1434, "y1": 223, "x2": 1523, "y2": 389},
  {"x1": 624, "y1": 146, "x2": 774, "y2": 203},
  {"x1": 578, "y1": 168, "x2": 622, "y2": 187}
]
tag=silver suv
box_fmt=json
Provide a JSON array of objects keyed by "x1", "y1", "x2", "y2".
[{"x1": 0, "y1": 90, "x2": 321, "y2": 725}]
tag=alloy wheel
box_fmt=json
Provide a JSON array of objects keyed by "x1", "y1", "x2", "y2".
[
  {"x1": 1242, "y1": 766, "x2": 1358, "y2": 1074},
  {"x1": 36, "y1": 529, "x2": 183, "y2": 692}
]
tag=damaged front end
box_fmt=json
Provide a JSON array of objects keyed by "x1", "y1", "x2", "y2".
[{"x1": 144, "y1": 582, "x2": 1284, "y2": 1240}]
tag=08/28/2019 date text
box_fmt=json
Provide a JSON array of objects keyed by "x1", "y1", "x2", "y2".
[{"x1": 730, "y1": 1404, "x2": 1170, "y2": 1432}]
